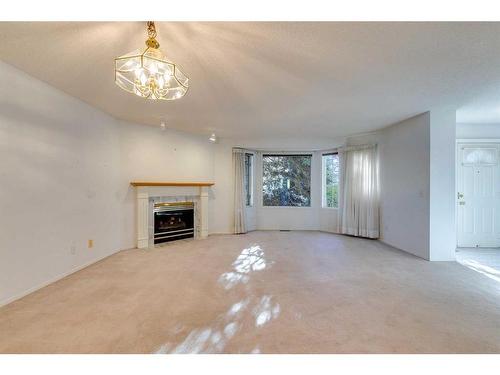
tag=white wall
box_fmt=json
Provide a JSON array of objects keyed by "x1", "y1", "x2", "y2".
[
  {"x1": 377, "y1": 114, "x2": 431, "y2": 259},
  {"x1": 209, "y1": 142, "x2": 235, "y2": 234},
  {"x1": 0, "y1": 61, "x2": 216, "y2": 305},
  {"x1": 429, "y1": 108, "x2": 456, "y2": 261},
  {"x1": 1, "y1": 61, "x2": 123, "y2": 305},
  {"x1": 456, "y1": 123, "x2": 500, "y2": 139}
]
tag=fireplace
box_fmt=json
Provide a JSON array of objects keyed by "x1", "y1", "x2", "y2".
[
  {"x1": 131, "y1": 182, "x2": 212, "y2": 248},
  {"x1": 153, "y1": 202, "x2": 194, "y2": 244}
]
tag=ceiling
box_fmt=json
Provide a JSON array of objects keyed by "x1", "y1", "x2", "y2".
[{"x1": 1, "y1": 22, "x2": 500, "y2": 138}]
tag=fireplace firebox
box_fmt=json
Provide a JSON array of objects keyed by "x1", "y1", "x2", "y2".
[{"x1": 153, "y1": 202, "x2": 194, "y2": 244}]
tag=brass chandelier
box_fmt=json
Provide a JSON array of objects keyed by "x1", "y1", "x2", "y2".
[{"x1": 114, "y1": 21, "x2": 189, "y2": 100}]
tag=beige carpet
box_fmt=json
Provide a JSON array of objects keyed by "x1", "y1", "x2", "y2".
[{"x1": 1, "y1": 231, "x2": 500, "y2": 353}]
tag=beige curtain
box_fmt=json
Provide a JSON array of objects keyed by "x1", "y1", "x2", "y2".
[
  {"x1": 338, "y1": 144, "x2": 379, "y2": 238},
  {"x1": 233, "y1": 149, "x2": 247, "y2": 234}
]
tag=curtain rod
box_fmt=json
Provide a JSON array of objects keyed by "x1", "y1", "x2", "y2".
[
  {"x1": 232, "y1": 143, "x2": 376, "y2": 154},
  {"x1": 233, "y1": 147, "x2": 337, "y2": 153}
]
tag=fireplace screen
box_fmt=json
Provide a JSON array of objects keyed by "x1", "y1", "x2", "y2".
[{"x1": 153, "y1": 202, "x2": 194, "y2": 244}]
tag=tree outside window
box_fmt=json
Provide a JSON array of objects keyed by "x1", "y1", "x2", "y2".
[
  {"x1": 323, "y1": 153, "x2": 339, "y2": 208},
  {"x1": 262, "y1": 154, "x2": 311, "y2": 207}
]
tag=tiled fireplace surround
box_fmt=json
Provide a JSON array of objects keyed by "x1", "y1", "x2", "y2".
[{"x1": 131, "y1": 183, "x2": 213, "y2": 248}]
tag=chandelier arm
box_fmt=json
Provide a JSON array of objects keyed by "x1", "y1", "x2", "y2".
[
  {"x1": 145, "y1": 22, "x2": 160, "y2": 49},
  {"x1": 147, "y1": 21, "x2": 157, "y2": 39}
]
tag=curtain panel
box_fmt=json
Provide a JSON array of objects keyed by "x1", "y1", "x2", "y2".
[
  {"x1": 337, "y1": 144, "x2": 380, "y2": 239},
  {"x1": 233, "y1": 149, "x2": 247, "y2": 234}
]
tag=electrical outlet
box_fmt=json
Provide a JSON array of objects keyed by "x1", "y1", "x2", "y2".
[{"x1": 88, "y1": 239, "x2": 93, "y2": 249}]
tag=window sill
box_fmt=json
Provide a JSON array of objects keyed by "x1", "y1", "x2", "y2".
[{"x1": 260, "y1": 206, "x2": 313, "y2": 209}]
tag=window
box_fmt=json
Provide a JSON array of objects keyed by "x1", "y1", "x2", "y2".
[
  {"x1": 262, "y1": 154, "x2": 312, "y2": 207},
  {"x1": 244, "y1": 153, "x2": 253, "y2": 206},
  {"x1": 322, "y1": 153, "x2": 339, "y2": 208}
]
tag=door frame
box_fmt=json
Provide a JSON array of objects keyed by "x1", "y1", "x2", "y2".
[{"x1": 456, "y1": 139, "x2": 500, "y2": 247}]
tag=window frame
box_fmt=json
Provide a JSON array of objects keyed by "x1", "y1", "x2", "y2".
[
  {"x1": 322, "y1": 152, "x2": 339, "y2": 209},
  {"x1": 261, "y1": 153, "x2": 313, "y2": 208},
  {"x1": 244, "y1": 152, "x2": 254, "y2": 207}
]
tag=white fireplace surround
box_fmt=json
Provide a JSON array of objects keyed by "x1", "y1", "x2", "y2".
[{"x1": 131, "y1": 183, "x2": 212, "y2": 248}]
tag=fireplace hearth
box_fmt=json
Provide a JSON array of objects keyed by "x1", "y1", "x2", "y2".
[{"x1": 153, "y1": 202, "x2": 194, "y2": 244}]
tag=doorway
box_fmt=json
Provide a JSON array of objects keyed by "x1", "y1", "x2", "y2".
[{"x1": 456, "y1": 141, "x2": 500, "y2": 248}]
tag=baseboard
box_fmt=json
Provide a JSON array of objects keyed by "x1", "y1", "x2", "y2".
[
  {"x1": 378, "y1": 239, "x2": 429, "y2": 261},
  {"x1": 319, "y1": 229, "x2": 340, "y2": 234},
  {"x1": 212, "y1": 230, "x2": 337, "y2": 234},
  {"x1": 0, "y1": 248, "x2": 129, "y2": 307},
  {"x1": 256, "y1": 228, "x2": 321, "y2": 232}
]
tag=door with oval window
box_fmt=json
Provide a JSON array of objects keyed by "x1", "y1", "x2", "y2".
[{"x1": 457, "y1": 143, "x2": 500, "y2": 247}]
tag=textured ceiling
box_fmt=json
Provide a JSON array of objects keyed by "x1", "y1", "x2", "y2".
[{"x1": 1, "y1": 22, "x2": 500, "y2": 138}]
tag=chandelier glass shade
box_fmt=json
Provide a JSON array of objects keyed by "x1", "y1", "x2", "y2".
[{"x1": 114, "y1": 22, "x2": 189, "y2": 100}]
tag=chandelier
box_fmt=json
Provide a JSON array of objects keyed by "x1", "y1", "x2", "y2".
[{"x1": 114, "y1": 21, "x2": 189, "y2": 100}]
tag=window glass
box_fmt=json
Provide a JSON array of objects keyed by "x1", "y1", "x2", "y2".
[
  {"x1": 262, "y1": 154, "x2": 312, "y2": 207},
  {"x1": 323, "y1": 153, "x2": 339, "y2": 208}
]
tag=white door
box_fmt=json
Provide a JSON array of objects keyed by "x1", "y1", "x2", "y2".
[{"x1": 457, "y1": 143, "x2": 500, "y2": 247}]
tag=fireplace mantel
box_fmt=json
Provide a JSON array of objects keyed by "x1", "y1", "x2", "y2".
[
  {"x1": 131, "y1": 182, "x2": 213, "y2": 248},
  {"x1": 131, "y1": 182, "x2": 214, "y2": 187}
]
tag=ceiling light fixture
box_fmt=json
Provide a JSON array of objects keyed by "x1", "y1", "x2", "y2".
[{"x1": 115, "y1": 21, "x2": 189, "y2": 100}]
